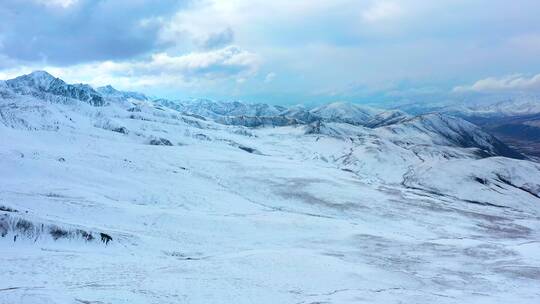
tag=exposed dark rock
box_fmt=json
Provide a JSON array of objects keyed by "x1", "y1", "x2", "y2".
[
  {"x1": 0, "y1": 205, "x2": 18, "y2": 212},
  {"x1": 473, "y1": 177, "x2": 488, "y2": 185},
  {"x1": 238, "y1": 146, "x2": 258, "y2": 154},
  {"x1": 149, "y1": 138, "x2": 173, "y2": 146},
  {"x1": 49, "y1": 226, "x2": 69, "y2": 240},
  {"x1": 194, "y1": 133, "x2": 211, "y2": 141},
  {"x1": 112, "y1": 127, "x2": 128, "y2": 134},
  {"x1": 0, "y1": 216, "x2": 8, "y2": 237},
  {"x1": 15, "y1": 218, "x2": 34, "y2": 233},
  {"x1": 464, "y1": 199, "x2": 507, "y2": 209},
  {"x1": 77, "y1": 229, "x2": 94, "y2": 241},
  {"x1": 0, "y1": 214, "x2": 110, "y2": 244},
  {"x1": 100, "y1": 233, "x2": 112, "y2": 245},
  {"x1": 305, "y1": 121, "x2": 322, "y2": 135}
]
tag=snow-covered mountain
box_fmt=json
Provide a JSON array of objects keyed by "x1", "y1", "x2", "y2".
[
  {"x1": 97, "y1": 84, "x2": 149, "y2": 101},
  {"x1": 278, "y1": 104, "x2": 320, "y2": 124},
  {"x1": 364, "y1": 109, "x2": 410, "y2": 128},
  {"x1": 390, "y1": 96, "x2": 540, "y2": 158},
  {"x1": 216, "y1": 115, "x2": 300, "y2": 127},
  {"x1": 391, "y1": 95, "x2": 540, "y2": 118},
  {"x1": 154, "y1": 99, "x2": 387, "y2": 128},
  {"x1": 310, "y1": 101, "x2": 380, "y2": 125},
  {"x1": 169, "y1": 98, "x2": 287, "y2": 119},
  {"x1": 381, "y1": 113, "x2": 524, "y2": 159},
  {"x1": 1, "y1": 71, "x2": 540, "y2": 303},
  {"x1": 438, "y1": 97, "x2": 540, "y2": 158},
  {"x1": 155, "y1": 100, "x2": 400, "y2": 129},
  {"x1": 448, "y1": 96, "x2": 540, "y2": 117},
  {"x1": 3, "y1": 71, "x2": 106, "y2": 106}
]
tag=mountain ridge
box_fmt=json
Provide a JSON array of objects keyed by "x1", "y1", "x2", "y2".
[{"x1": 0, "y1": 71, "x2": 528, "y2": 160}]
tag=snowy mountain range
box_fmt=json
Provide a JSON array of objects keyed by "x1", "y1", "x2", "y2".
[
  {"x1": 392, "y1": 95, "x2": 540, "y2": 158},
  {"x1": 149, "y1": 96, "x2": 409, "y2": 128},
  {"x1": 1, "y1": 71, "x2": 540, "y2": 303},
  {"x1": 448, "y1": 95, "x2": 540, "y2": 117},
  {"x1": 443, "y1": 97, "x2": 540, "y2": 158}
]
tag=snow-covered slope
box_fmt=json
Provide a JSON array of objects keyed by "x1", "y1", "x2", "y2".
[
  {"x1": 365, "y1": 109, "x2": 410, "y2": 128},
  {"x1": 1, "y1": 72, "x2": 540, "y2": 304},
  {"x1": 380, "y1": 113, "x2": 525, "y2": 159},
  {"x1": 403, "y1": 157, "x2": 540, "y2": 210}
]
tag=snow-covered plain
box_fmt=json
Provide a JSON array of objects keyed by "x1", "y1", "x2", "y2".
[{"x1": 1, "y1": 72, "x2": 540, "y2": 303}]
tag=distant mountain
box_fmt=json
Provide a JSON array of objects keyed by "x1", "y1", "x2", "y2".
[
  {"x1": 305, "y1": 112, "x2": 524, "y2": 163},
  {"x1": 174, "y1": 99, "x2": 286, "y2": 119},
  {"x1": 389, "y1": 95, "x2": 540, "y2": 118},
  {"x1": 96, "y1": 85, "x2": 148, "y2": 101},
  {"x1": 161, "y1": 100, "x2": 398, "y2": 128},
  {"x1": 382, "y1": 113, "x2": 525, "y2": 159},
  {"x1": 0, "y1": 71, "x2": 153, "y2": 108},
  {"x1": 216, "y1": 115, "x2": 300, "y2": 127},
  {"x1": 279, "y1": 105, "x2": 320, "y2": 124},
  {"x1": 452, "y1": 96, "x2": 540, "y2": 117},
  {"x1": 441, "y1": 97, "x2": 540, "y2": 158},
  {"x1": 155, "y1": 99, "x2": 315, "y2": 127},
  {"x1": 388, "y1": 96, "x2": 540, "y2": 158},
  {"x1": 310, "y1": 102, "x2": 380, "y2": 125},
  {"x1": 364, "y1": 109, "x2": 410, "y2": 128},
  {"x1": 4, "y1": 71, "x2": 105, "y2": 106}
]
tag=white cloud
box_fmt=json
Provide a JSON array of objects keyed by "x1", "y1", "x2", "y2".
[
  {"x1": 361, "y1": 1, "x2": 403, "y2": 23},
  {"x1": 157, "y1": 0, "x2": 360, "y2": 47},
  {"x1": 264, "y1": 72, "x2": 276, "y2": 83},
  {"x1": 453, "y1": 74, "x2": 540, "y2": 93},
  {"x1": 35, "y1": 0, "x2": 78, "y2": 8},
  {"x1": 120, "y1": 46, "x2": 260, "y2": 78},
  {"x1": 0, "y1": 46, "x2": 260, "y2": 91},
  {"x1": 3, "y1": 0, "x2": 540, "y2": 102},
  {"x1": 236, "y1": 77, "x2": 247, "y2": 84}
]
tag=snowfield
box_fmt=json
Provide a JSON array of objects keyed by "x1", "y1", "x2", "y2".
[{"x1": 1, "y1": 72, "x2": 540, "y2": 303}]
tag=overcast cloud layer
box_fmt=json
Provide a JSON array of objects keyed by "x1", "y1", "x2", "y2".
[{"x1": 1, "y1": 0, "x2": 539, "y2": 104}]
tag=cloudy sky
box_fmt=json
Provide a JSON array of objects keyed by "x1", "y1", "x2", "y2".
[{"x1": 1, "y1": 0, "x2": 539, "y2": 105}]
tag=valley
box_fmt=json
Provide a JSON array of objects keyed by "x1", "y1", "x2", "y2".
[{"x1": 1, "y1": 72, "x2": 539, "y2": 304}]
